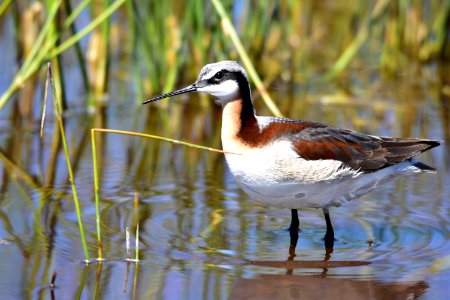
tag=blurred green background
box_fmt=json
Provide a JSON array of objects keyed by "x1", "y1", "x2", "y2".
[{"x1": 1, "y1": 0, "x2": 449, "y2": 114}]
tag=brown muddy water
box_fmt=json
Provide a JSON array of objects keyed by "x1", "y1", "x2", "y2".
[{"x1": 0, "y1": 6, "x2": 449, "y2": 299}]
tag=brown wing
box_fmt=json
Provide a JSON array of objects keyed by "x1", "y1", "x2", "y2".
[
  {"x1": 238, "y1": 117, "x2": 439, "y2": 173},
  {"x1": 288, "y1": 123, "x2": 440, "y2": 172}
]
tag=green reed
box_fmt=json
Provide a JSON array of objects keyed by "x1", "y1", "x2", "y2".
[
  {"x1": 211, "y1": 0, "x2": 283, "y2": 117},
  {"x1": 90, "y1": 128, "x2": 103, "y2": 260},
  {"x1": 0, "y1": 0, "x2": 12, "y2": 17},
  {"x1": 133, "y1": 192, "x2": 140, "y2": 261},
  {"x1": 0, "y1": 0, "x2": 126, "y2": 109},
  {"x1": 46, "y1": 63, "x2": 90, "y2": 262},
  {"x1": 1, "y1": 1, "x2": 447, "y2": 114},
  {"x1": 63, "y1": 0, "x2": 93, "y2": 106}
]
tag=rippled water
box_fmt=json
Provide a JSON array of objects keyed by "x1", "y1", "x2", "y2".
[
  {"x1": 0, "y1": 0, "x2": 449, "y2": 297},
  {"x1": 0, "y1": 72, "x2": 448, "y2": 299}
]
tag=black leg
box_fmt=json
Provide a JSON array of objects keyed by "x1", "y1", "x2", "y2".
[
  {"x1": 289, "y1": 209, "x2": 299, "y2": 249},
  {"x1": 322, "y1": 208, "x2": 334, "y2": 249}
]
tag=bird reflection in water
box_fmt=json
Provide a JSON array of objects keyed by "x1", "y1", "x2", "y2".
[{"x1": 241, "y1": 245, "x2": 428, "y2": 300}]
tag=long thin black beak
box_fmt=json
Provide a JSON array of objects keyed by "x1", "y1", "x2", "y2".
[{"x1": 142, "y1": 84, "x2": 197, "y2": 104}]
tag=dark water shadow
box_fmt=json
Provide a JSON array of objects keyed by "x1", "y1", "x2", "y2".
[
  {"x1": 246, "y1": 257, "x2": 370, "y2": 271},
  {"x1": 230, "y1": 274, "x2": 428, "y2": 300},
  {"x1": 232, "y1": 244, "x2": 428, "y2": 299},
  {"x1": 243, "y1": 243, "x2": 368, "y2": 275}
]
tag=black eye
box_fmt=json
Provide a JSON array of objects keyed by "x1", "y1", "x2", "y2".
[{"x1": 214, "y1": 71, "x2": 224, "y2": 80}]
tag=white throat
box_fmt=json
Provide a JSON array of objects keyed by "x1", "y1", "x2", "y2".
[{"x1": 197, "y1": 80, "x2": 240, "y2": 103}]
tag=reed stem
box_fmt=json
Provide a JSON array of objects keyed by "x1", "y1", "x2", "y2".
[
  {"x1": 90, "y1": 129, "x2": 103, "y2": 260},
  {"x1": 48, "y1": 63, "x2": 90, "y2": 262},
  {"x1": 210, "y1": 0, "x2": 283, "y2": 117}
]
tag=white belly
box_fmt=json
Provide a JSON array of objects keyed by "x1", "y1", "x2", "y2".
[{"x1": 224, "y1": 141, "x2": 424, "y2": 209}]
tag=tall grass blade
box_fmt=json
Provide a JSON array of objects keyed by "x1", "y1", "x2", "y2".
[
  {"x1": 210, "y1": 0, "x2": 283, "y2": 117},
  {"x1": 91, "y1": 129, "x2": 103, "y2": 260},
  {"x1": 126, "y1": 226, "x2": 131, "y2": 259},
  {"x1": 324, "y1": 0, "x2": 390, "y2": 79},
  {"x1": 63, "y1": 0, "x2": 93, "y2": 107},
  {"x1": 0, "y1": 0, "x2": 12, "y2": 17},
  {"x1": 0, "y1": 0, "x2": 125, "y2": 109},
  {"x1": 0, "y1": 0, "x2": 62, "y2": 109},
  {"x1": 49, "y1": 0, "x2": 126, "y2": 58},
  {"x1": 20, "y1": 0, "x2": 62, "y2": 72},
  {"x1": 40, "y1": 64, "x2": 50, "y2": 138},
  {"x1": 47, "y1": 63, "x2": 90, "y2": 262},
  {"x1": 89, "y1": 0, "x2": 111, "y2": 100},
  {"x1": 135, "y1": 224, "x2": 139, "y2": 262},
  {"x1": 133, "y1": 192, "x2": 139, "y2": 262}
]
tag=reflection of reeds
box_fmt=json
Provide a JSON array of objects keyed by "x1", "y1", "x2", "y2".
[
  {"x1": 91, "y1": 128, "x2": 226, "y2": 260},
  {"x1": 75, "y1": 266, "x2": 89, "y2": 299},
  {"x1": 133, "y1": 192, "x2": 140, "y2": 261}
]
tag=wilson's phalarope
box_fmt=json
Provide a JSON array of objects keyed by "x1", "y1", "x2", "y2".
[{"x1": 143, "y1": 61, "x2": 440, "y2": 250}]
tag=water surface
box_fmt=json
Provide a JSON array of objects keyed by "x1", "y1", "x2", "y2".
[{"x1": 0, "y1": 73, "x2": 448, "y2": 299}]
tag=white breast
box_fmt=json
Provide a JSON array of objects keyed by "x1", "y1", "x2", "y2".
[
  {"x1": 224, "y1": 141, "x2": 356, "y2": 208},
  {"x1": 224, "y1": 140, "x2": 424, "y2": 209}
]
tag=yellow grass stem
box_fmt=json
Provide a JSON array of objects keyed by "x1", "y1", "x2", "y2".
[
  {"x1": 132, "y1": 263, "x2": 139, "y2": 299},
  {"x1": 210, "y1": 0, "x2": 283, "y2": 117},
  {"x1": 91, "y1": 128, "x2": 229, "y2": 154},
  {"x1": 135, "y1": 223, "x2": 139, "y2": 262},
  {"x1": 0, "y1": 0, "x2": 12, "y2": 17},
  {"x1": 133, "y1": 192, "x2": 140, "y2": 261},
  {"x1": 91, "y1": 129, "x2": 103, "y2": 260},
  {"x1": 90, "y1": 128, "x2": 229, "y2": 260},
  {"x1": 94, "y1": 262, "x2": 103, "y2": 298}
]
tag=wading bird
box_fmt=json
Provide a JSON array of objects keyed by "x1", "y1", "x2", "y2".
[{"x1": 143, "y1": 61, "x2": 440, "y2": 250}]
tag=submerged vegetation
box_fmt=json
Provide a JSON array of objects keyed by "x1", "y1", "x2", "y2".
[{"x1": 0, "y1": 0, "x2": 449, "y2": 298}]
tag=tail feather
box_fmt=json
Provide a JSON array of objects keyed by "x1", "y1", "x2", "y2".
[
  {"x1": 411, "y1": 160, "x2": 437, "y2": 173},
  {"x1": 380, "y1": 138, "x2": 441, "y2": 166}
]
